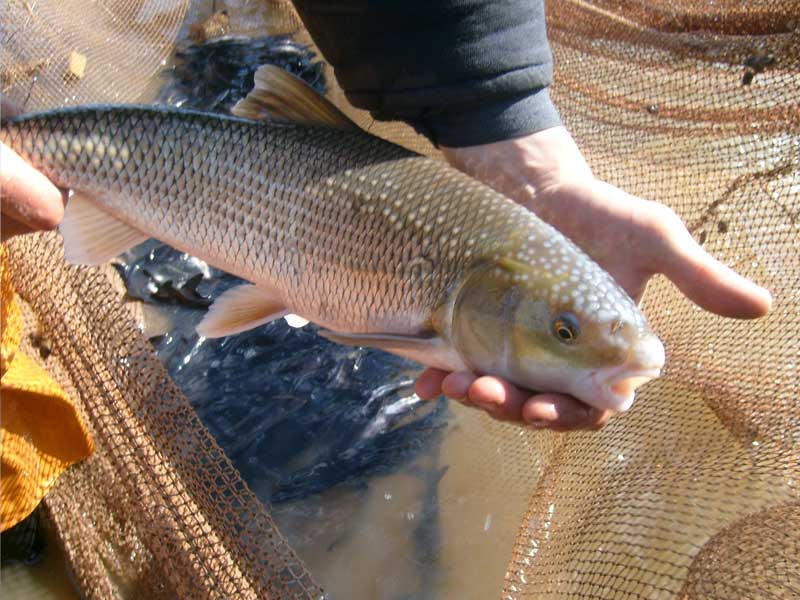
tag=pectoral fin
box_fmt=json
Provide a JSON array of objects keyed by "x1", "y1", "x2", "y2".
[
  {"x1": 60, "y1": 192, "x2": 149, "y2": 264},
  {"x1": 318, "y1": 330, "x2": 468, "y2": 372},
  {"x1": 197, "y1": 283, "x2": 287, "y2": 338}
]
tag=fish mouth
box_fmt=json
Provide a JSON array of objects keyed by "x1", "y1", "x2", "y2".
[
  {"x1": 603, "y1": 367, "x2": 662, "y2": 411},
  {"x1": 581, "y1": 336, "x2": 666, "y2": 412}
]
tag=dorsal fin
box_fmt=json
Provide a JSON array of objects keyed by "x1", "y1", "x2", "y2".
[{"x1": 232, "y1": 65, "x2": 358, "y2": 131}]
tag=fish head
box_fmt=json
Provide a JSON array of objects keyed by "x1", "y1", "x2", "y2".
[{"x1": 449, "y1": 255, "x2": 665, "y2": 412}]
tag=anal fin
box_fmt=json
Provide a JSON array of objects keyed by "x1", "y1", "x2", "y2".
[
  {"x1": 197, "y1": 283, "x2": 287, "y2": 338},
  {"x1": 60, "y1": 192, "x2": 149, "y2": 265}
]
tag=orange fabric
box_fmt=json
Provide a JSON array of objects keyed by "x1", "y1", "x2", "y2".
[
  {"x1": 1, "y1": 244, "x2": 94, "y2": 531},
  {"x1": 0, "y1": 244, "x2": 22, "y2": 376}
]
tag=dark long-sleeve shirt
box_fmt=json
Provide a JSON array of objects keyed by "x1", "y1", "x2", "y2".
[{"x1": 291, "y1": 0, "x2": 561, "y2": 147}]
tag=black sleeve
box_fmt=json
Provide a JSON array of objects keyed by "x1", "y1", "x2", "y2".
[{"x1": 291, "y1": 0, "x2": 561, "y2": 147}]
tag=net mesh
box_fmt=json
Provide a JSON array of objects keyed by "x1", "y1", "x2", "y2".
[
  {"x1": 499, "y1": 2, "x2": 800, "y2": 597},
  {"x1": 1, "y1": 0, "x2": 188, "y2": 108},
  {"x1": 7, "y1": 233, "x2": 323, "y2": 599},
  {"x1": 2, "y1": 0, "x2": 799, "y2": 598}
]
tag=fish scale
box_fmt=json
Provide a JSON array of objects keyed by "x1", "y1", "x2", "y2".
[
  {"x1": 2, "y1": 106, "x2": 511, "y2": 330},
  {"x1": 1, "y1": 81, "x2": 663, "y2": 413}
]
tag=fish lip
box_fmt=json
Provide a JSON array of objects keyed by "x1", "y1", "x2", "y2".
[
  {"x1": 586, "y1": 335, "x2": 665, "y2": 412},
  {"x1": 582, "y1": 364, "x2": 663, "y2": 412},
  {"x1": 598, "y1": 366, "x2": 661, "y2": 412},
  {"x1": 605, "y1": 366, "x2": 663, "y2": 387}
]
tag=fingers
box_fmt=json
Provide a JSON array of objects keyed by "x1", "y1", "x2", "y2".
[
  {"x1": 655, "y1": 211, "x2": 772, "y2": 319},
  {"x1": 520, "y1": 393, "x2": 612, "y2": 431},
  {"x1": 414, "y1": 368, "x2": 448, "y2": 400},
  {"x1": 1, "y1": 215, "x2": 34, "y2": 240},
  {"x1": 1, "y1": 143, "x2": 66, "y2": 239},
  {"x1": 467, "y1": 376, "x2": 610, "y2": 430},
  {"x1": 457, "y1": 375, "x2": 528, "y2": 422},
  {"x1": 416, "y1": 369, "x2": 612, "y2": 431}
]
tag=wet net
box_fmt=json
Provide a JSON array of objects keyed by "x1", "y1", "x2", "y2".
[{"x1": 1, "y1": 0, "x2": 798, "y2": 598}]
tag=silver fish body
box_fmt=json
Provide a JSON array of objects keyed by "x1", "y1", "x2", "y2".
[
  {"x1": 2, "y1": 105, "x2": 530, "y2": 332},
  {"x1": 1, "y1": 104, "x2": 664, "y2": 411}
]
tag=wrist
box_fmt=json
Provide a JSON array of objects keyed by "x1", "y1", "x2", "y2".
[{"x1": 440, "y1": 126, "x2": 593, "y2": 209}]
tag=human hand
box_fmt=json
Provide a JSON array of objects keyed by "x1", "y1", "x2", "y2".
[
  {"x1": 415, "y1": 126, "x2": 772, "y2": 431},
  {"x1": 1, "y1": 98, "x2": 67, "y2": 241}
]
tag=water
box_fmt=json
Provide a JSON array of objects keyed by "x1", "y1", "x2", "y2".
[{"x1": 0, "y1": 510, "x2": 79, "y2": 600}]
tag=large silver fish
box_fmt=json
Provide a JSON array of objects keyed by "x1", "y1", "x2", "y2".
[{"x1": 0, "y1": 66, "x2": 664, "y2": 412}]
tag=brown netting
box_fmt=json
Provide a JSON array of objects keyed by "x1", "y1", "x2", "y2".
[
  {"x1": 1, "y1": 0, "x2": 799, "y2": 598},
  {"x1": 6, "y1": 232, "x2": 322, "y2": 599},
  {"x1": 679, "y1": 502, "x2": 800, "y2": 599},
  {"x1": 500, "y1": 1, "x2": 800, "y2": 597}
]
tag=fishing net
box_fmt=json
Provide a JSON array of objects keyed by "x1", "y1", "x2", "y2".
[
  {"x1": 1, "y1": 0, "x2": 798, "y2": 598},
  {"x1": 501, "y1": 4, "x2": 799, "y2": 597},
  {"x1": 1, "y1": 0, "x2": 188, "y2": 108}
]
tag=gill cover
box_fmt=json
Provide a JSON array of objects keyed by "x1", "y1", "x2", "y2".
[{"x1": 449, "y1": 263, "x2": 537, "y2": 379}]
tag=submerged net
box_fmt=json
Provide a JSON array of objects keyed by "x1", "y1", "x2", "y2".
[{"x1": 2, "y1": 0, "x2": 799, "y2": 598}]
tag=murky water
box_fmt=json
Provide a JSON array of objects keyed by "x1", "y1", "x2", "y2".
[{"x1": 0, "y1": 516, "x2": 79, "y2": 600}]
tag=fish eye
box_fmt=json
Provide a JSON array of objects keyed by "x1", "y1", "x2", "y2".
[{"x1": 552, "y1": 312, "x2": 580, "y2": 343}]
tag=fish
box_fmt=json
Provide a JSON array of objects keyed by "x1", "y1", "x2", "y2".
[{"x1": 0, "y1": 65, "x2": 665, "y2": 412}]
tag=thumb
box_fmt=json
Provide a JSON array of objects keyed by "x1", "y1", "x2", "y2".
[{"x1": 661, "y1": 227, "x2": 772, "y2": 319}]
